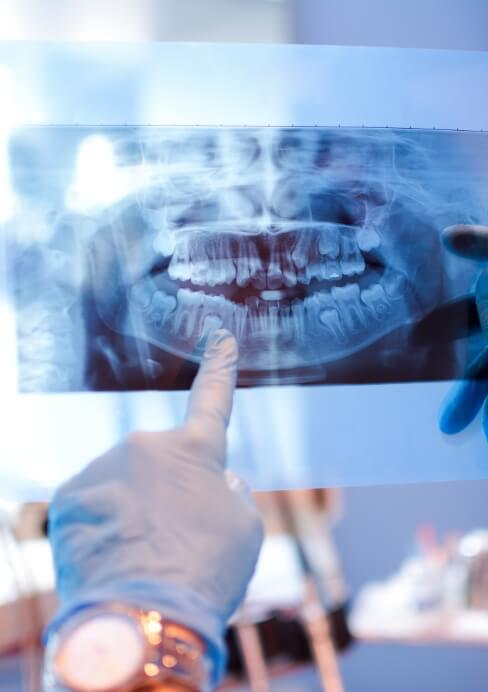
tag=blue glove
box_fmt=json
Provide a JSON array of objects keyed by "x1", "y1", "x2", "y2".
[
  {"x1": 440, "y1": 225, "x2": 488, "y2": 439},
  {"x1": 46, "y1": 329, "x2": 264, "y2": 686}
]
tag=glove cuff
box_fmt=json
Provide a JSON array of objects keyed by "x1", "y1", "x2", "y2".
[{"x1": 44, "y1": 579, "x2": 227, "y2": 687}]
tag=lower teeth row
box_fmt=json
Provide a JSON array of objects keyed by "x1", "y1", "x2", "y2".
[{"x1": 130, "y1": 277, "x2": 399, "y2": 345}]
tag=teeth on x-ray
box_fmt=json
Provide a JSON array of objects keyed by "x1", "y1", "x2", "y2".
[{"x1": 10, "y1": 124, "x2": 486, "y2": 388}]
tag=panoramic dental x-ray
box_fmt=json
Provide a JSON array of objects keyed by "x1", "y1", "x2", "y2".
[{"x1": 7, "y1": 125, "x2": 487, "y2": 393}]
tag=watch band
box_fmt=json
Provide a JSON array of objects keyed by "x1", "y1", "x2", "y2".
[{"x1": 43, "y1": 603, "x2": 212, "y2": 692}]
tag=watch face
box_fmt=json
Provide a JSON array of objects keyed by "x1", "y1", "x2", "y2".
[{"x1": 56, "y1": 614, "x2": 145, "y2": 691}]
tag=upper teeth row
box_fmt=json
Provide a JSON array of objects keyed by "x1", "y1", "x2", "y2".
[{"x1": 165, "y1": 227, "x2": 380, "y2": 288}]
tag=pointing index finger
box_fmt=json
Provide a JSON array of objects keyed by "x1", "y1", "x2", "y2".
[{"x1": 185, "y1": 329, "x2": 239, "y2": 435}]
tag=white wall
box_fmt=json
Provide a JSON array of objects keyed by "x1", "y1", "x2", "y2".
[
  {"x1": 0, "y1": 0, "x2": 291, "y2": 43},
  {"x1": 292, "y1": 0, "x2": 488, "y2": 50}
]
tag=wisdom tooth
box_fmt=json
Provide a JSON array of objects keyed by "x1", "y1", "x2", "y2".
[
  {"x1": 361, "y1": 283, "x2": 391, "y2": 319},
  {"x1": 129, "y1": 280, "x2": 153, "y2": 311},
  {"x1": 147, "y1": 291, "x2": 176, "y2": 328},
  {"x1": 357, "y1": 227, "x2": 380, "y2": 252},
  {"x1": 332, "y1": 284, "x2": 367, "y2": 332},
  {"x1": 153, "y1": 228, "x2": 176, "y2": 257},
  {"x1": 381, "y1": 268, "x2": 407, "y2": 300}
]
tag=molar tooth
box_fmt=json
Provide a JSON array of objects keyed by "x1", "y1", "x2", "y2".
[
  {"x1": 319, "y1": 308, "x2": 346, "y2": 341},
  {"x1": 296, "y1": 267, "x2": 311, "y2": 285},
  {"x1": 200, "y1": 313, "x2": 223, "y2": 342},
  {"x1": 323, "y1": 259, "x2": 342, "y2": 281},
  {"x1": 331, "y1": 284, "x2": 367, "y2": 332},
  {"x1": 147, "y1": 290, "x2": 176, "y2": 329},
  {"x1": 358, "y1": 226, "x2": 380, "y2": 252},
  {"x1": 318, "y1": 227, "x2": 340, "y2": 258},
  {"x1": 189, "y1": 239, "x2": 209, "y2": 286},
  {"x1": 207, "y1": 294, "x2": 235, "y2": 330},
  {"x1": 340, "y1": 235, "x2": 366, "y2": 276},
  {"x1": 168, "y1": 237, "x2": 191, "y2": 281},
  {"x1": 306, "y1": 260, "x2": 323, "y2": 283},
  {"x1": 361, "y1": 283, "x2": 391, "y2": 319},
  {"x1": 174, "y1": 288, "x2": 204, "y2": 337}
]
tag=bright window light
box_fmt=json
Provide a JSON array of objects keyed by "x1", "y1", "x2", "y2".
[
  {"x1": 0, "y1": 65, "x2": 17, "y2": 224},
  {"x1": 66, "y1": 135, "x2": 127, "y2": 211}
]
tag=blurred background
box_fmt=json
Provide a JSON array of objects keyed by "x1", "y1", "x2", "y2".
[{"x1": 0, "y1": 1, "x2": 487, "y2": 690}]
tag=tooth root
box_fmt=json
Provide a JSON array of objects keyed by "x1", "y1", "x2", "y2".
[
  {"x1": 199, "y1": 314, "x2": 223, "y2": 343},
  {"x1": 279, "y1": 304, "x2": 293, "y2": 340},
  {"x1": 280, "y1": 253, "x2": 297, "y2": 287},
  {"x1": 318, "y1": 227, "x2": 340, "y2": 258},
  {"x1": 268, "y1": 304, "x2": 279, "y2": 334},
  {"x1": 233, "y1": 304, "x2": 248, "y2": 340},
  {"x1": 248, "y1": 242, "x2": 266, "y2": 289},
  {"x1": 292, "y1": 232, "x2": 313, "y2": 269},
  {"x1": 236, "y1": 254, "x2": 251, "y2": 287},
  {"x1": 360, "y1": 283, "x2": 392, "y2": 320},
  {"x1": 174, "y1": 288, "x2": 205, "y2": 337},
  {"x1": 358, "y1": 227, "x2": 381, "y2": 252},
  {"x1": 147, "y1": 291, "x2": 177, "y2": 328},
  {"x1": 331, "y1": 284, "x2": 367, "y2": 333},
  {"x1": 291, "y1": 301, "x2": 305, "y2": 340},
  {"x1": 267, "y1": 245, "x2": 282, "y2": 289},
  {"x1": 319, "y1": 308, "x2": 346, "y2": 341}
]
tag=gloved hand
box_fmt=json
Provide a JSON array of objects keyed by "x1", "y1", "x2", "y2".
[
  {"x1": 46, "y1": 329, "x2": 264, "y2": 686},
  {"x1": 439, "y1": 224, "x2": 488, "y2": 439}
]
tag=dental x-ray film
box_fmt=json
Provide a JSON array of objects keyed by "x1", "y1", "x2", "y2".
[
  {"x1": 6, "y1": 125, "x2": 487, "y2": 392},
  {"x1": 1, "y1": 41, "x2": 488, "y2": 496}
]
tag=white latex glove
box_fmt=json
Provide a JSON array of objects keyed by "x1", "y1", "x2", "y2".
[{"x1": 46, "y1": 330, "x2": 264, "y2": 686}]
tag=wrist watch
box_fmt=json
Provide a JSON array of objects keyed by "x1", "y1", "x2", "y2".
[{"x1": 42, "y1": 603, "x2": 212, "y2": 691}]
